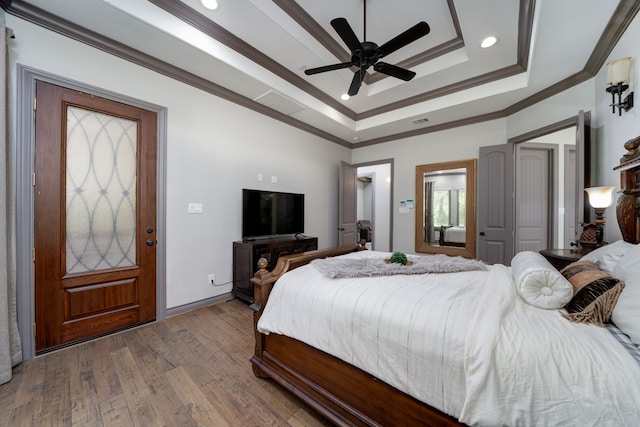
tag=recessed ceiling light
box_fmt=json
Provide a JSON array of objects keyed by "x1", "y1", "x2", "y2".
[
  {"x1": 341, "y1": 93, "x2": 350, "y2": 101},
  {"x1": 481, "y1": 36, "x2": 497, "y2": 48},
  {"x1": 201, "y1": 0, "x2": 219, "y2": 10}
]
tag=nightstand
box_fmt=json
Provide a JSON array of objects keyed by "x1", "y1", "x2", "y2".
[{"x1": 539, "y1": 248, "x2": 592, "y2": 271}]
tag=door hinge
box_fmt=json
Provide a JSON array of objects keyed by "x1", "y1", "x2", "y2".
[
  {"x1": 33, "y1": 323, "x2": 36, "y2": 336},
  {"x1": 32, "y1": 247, "x2": 35, "y2": 262},
  {"x1": 32, "y1": 172, "x2": 36, "y2": 187},
  {"x1": 33, "y1": 96, "x2": 36, "y2": 111}
]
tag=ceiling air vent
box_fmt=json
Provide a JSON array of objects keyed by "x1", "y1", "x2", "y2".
[
  {"x1": 254, "y1": 90, "x2": 305, "y2": 116},
  {"x1": 411, "y1": 117, "x2": 429, "y2": 124}
]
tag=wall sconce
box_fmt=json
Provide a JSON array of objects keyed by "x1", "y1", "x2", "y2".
[
  {"x1": 584, "y1": 186, "x2": 615, "y2": 247},
  {"x1": 606, "y1": 57, "x2": 634, "y2": 116}
]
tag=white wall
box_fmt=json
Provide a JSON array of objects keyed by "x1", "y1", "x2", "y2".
[
  {"x1": 506, "y1": 81, "x2": 596, "y2": 139},
  {"x1": 593, "y1": 13, "x2": 640, "y2": 243},
  {"x1": 6, "y1": 16, "x2": 350, "y2": 309}
]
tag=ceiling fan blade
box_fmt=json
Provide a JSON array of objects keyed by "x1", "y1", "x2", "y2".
[
  {"x1": 348, "y1": 68, "x2": 367, "y2": 96},
  {"x1": 331, "y1": 17, "x2": 362, "y2": 52},
  {"x1": 373, "y1": 62, "x2": 416, "y2": 81},
  {"x1": 304, "y1": 62, "x2": 353, "y2": 75},
  {"x1": 377, "y1": 22, "x2": 430, "y2": 58}
]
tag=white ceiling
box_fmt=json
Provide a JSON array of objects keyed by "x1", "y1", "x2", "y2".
[{"x1": 8, "y1": 0, "x2": 632, "y2": 146}]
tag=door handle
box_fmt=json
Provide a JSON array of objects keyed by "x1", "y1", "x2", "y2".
[
  {"x1": 479, "y1": 231, "x2": 485, "y2": 236},
  {"x1": 146, "y1": 239, "x2": 155, "y2": 246}
]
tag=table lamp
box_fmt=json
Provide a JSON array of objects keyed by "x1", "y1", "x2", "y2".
[{"x1": 584, "y1": 186, "x2": 615, "y2": 247}]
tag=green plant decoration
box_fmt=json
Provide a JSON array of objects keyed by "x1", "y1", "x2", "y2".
[{"x1": 390, "y1": 251, "x2": 408, "y2": 265}]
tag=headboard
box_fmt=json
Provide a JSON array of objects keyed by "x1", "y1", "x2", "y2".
[{"x1": 614, "y1": 134, "x2": 640, "y2": 244}]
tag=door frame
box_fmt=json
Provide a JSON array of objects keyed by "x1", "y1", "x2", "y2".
[
  {"x1": 353, "y1": 159, "x2": 394, "y2": 252},
  {"x1": 15, "y1": 65, "x2": 168, "y2": 360},
  {"x1": 507, "y1": 111, "x2": 591, "y2": 246}
]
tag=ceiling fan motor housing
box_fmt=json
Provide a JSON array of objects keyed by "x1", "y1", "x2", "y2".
[{"x1": 352, "y1": 41, "x2": 380, "y2": 68}]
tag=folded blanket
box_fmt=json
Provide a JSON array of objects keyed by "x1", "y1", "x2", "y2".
[{"x1": 311, "y1": 253, "x2": 486, "y2": 278}]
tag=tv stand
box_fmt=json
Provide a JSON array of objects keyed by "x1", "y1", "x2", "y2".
[{"x1": 232, "y1": 236, "x2": 318, "y2": 303}]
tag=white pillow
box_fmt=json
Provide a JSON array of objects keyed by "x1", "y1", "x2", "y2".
[
  {"x1": 612, "y1": 243, "x2": 640, "y2": 345},
  {"x1": 580, "y1": 240, "x2": 636, "y2": 272},
  {"x1": 511, "y1": 251, "x2": 574, "y2": 309}
]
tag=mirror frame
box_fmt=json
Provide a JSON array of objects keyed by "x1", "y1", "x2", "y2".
[{"x1": 415, "y1": 158, "x2": 477, "y2": 258}]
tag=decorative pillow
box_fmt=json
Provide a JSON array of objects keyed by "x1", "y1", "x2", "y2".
[
  {"x1": 560, "y1": 261, "x2": 625, "y2": 326},
  {"x1": 612, "y1": 244, "x2": 640, "y2": 345},
  {"x1": 511, "y1": 251, "x2": 573, "y2": 309},
  {"x1": 579, "y1": 240, "x2": 636, "y2": 272}
]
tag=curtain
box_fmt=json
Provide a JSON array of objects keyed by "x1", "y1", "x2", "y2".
[
  {"x1": 0, "y1": 14, "x2": 22, "y2": 385},
  {"x1": 424, "y1": 181, "x2": 434, "y2": 243}
]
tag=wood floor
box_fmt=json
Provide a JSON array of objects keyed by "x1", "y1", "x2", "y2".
[{"x1": 0, "y1": 299, "x2": 332, "y2": 426}]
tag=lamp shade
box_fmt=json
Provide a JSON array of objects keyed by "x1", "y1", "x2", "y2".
[
  {"x1": 585, "y1": 186, "x2": 615, "y2": 208},
  {"x1": 606, "y1": 57, "x2": 631, "y2": 85}
]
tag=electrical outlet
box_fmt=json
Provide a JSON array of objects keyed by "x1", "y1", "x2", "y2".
[{"x1": 208, "y1": 273, "x2": 215, "y2": 285}]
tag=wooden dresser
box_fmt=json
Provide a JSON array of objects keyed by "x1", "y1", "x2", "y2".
[{"x1": 232, "y1": 236, "x2": 317, "y2": 303}]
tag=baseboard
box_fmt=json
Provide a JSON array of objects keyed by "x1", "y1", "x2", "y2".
[{"x1": 166, "y1": 292, "x2": 235, "y2": 317}]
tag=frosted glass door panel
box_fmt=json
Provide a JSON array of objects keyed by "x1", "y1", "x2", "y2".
[{"x1": 66, "y1": 106, "x2": 137, "y2": 274}]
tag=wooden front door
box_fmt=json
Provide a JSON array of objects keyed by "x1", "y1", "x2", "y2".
[{"x1": 34, "y1": 81, "x2": 157, "y2": 352}]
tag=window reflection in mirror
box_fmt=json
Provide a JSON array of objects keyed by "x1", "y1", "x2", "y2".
[{"x1": 415, "y1": 159, "x2": 476, "y2": 258}]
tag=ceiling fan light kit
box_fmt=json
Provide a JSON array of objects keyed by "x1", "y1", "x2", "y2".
[
  {"x1": 304, "y1": 8, "x2": 430, "y2": 96},
  {"x1": 200, "y1": 0, "x2": 219, "y2": 11},
  {"x1": 481, "y1": 36, "x2": 498, "y2": 48}
]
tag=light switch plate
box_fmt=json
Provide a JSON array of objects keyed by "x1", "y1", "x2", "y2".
[{"x1": 188, "y1": 202, "x2": 203, "y2": 213}]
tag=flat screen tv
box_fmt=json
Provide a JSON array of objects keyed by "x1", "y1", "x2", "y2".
[{"x1": 242, "y1": 189, "x2": 305, "y2": 239}]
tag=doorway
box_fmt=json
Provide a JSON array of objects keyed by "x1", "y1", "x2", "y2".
[
  {"x1": 355, "y1": 160, "x2": 393, "y2": 252},
  {"x1": 34, "y1": 81, "x2": 158, "y2": 353},
  {"x1": 518, "y1": 127, "x2": 577, "y2": 251},
  {"x1": 477, "y1": 112, "x2": 590, "y2": 264},
  {"x1": 15, "y1": 66, "x2": 167, "y2": 359}
]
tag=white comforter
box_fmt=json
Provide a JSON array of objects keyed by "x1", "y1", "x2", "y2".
[{"x1": 257, "y1": 251, "x2": 640, "y2": 426}]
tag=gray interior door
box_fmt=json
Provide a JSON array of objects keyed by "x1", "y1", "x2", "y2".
[
  {"x1": 515, "y1": 144, "x2": 552, "y2": 253},
  {"x1": 339, "y1": 161, "x2": 358, "y2": 245},
  {"x1": 477, "y1": 144, "x2": 514, "y2": 265}
]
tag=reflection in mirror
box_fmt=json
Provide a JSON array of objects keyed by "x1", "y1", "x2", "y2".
[{"x1": 415, "y1": 159, "x2": 476, "y2": 258}]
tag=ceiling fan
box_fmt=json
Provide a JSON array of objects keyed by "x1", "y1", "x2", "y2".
[{"x1": 304, "y1": 4, "x2": 430, "y2": 96}]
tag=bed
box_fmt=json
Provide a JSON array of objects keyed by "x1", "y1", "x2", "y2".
[
  {"x1": 438, "y1": 225, "x2": 466, "y2": 247},
  {"x1": 249, "y1": 141, "x2": 640, "y2": 426}
]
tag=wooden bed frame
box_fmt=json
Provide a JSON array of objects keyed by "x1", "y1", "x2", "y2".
[
  {"x1": 249, "y1": 134, "x2": 640, "y2": 427},
  {"x1": 249, "y1": 244, "x2": 461, "y2": 426}
]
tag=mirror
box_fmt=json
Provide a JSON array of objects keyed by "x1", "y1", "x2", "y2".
[{"x1": 415, "y1": 159, "x2": 476, "y2": 258}]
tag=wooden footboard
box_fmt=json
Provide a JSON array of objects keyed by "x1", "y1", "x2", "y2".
[{"x1": 249, "y1": 244, "x2": 462, "y2": 427}]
